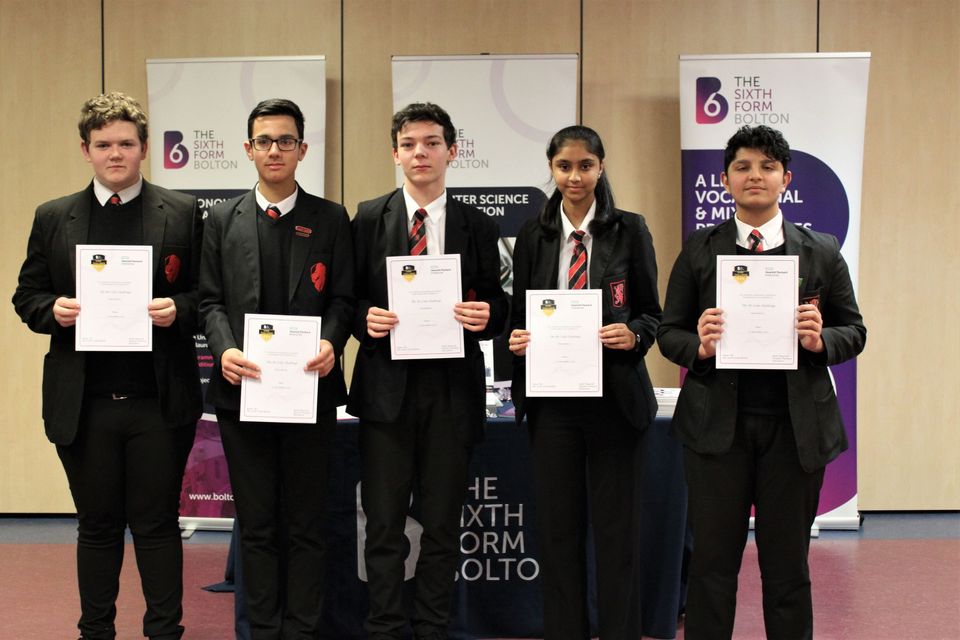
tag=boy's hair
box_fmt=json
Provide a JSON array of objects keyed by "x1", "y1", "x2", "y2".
[
  {"x1": 723, "y1": 125, "x2": 792, "y2": 172},
  {"x1": 78, "y1": 92, "x2": 148, "y2": 145},
  {"x1": 247, "y1": 98, "x2": 305, "y2": 139},
  {"x1": 391, "y1": 102, "x2": 457, "y2": 149}
]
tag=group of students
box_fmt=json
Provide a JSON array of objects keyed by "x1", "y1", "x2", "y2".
[{"x1": 13, "y1": 91, "x2": 865, "y2": 640}]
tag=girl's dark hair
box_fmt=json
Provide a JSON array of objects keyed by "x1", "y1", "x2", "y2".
[{"x1": 539, "y1": 125, "x2": 619, "y2": 237}]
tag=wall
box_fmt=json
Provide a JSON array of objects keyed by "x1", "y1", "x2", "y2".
[{"x1": 1, "y1": 0, "x2": 956, "y2": 512}]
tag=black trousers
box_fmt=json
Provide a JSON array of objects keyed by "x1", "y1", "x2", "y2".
[
  {"x1": 360, "y1": 363, "x2": 473, "y2": 640},
  {"x1": 683, "y1": 413, "x2": 825, "y2": 640},
  {"x1": 527, "y1": 397, "x2": 641, "y2": 640},
  {"x1": 218, "y1": 408, "x2": 334, "y2": 640},
  {"x1": 56, "y1": 396, "x2": 195, "y2": 640}
]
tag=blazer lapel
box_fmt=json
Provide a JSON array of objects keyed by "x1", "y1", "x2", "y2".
[
  {"x1": 66, "y1": 185, "x2": 95, "y2": 281},
  {"x1": 141, "y1": 182, "x2": 167, "y2": 281},
  {"x1": 288, "y1": 200, "x2": 315, "y2": 302},
  {"x1": 703, "y1": 219, "x2": 739, "y2": 308},
  {"x1": 588, "y1": 223, "x2": 615, "y2": 289},
  {"x1": 444, "y1": 198, "x2": 469, "y2": 258},
  {"x1": 384, "y1": 189, "x2": 408, "y2": 257},
  {"x1": 782, "y1": 219, "x2": 813, "y2": 288},
  {"x1": 235, "y1": 192, "x2": 262, "y2": 303}
]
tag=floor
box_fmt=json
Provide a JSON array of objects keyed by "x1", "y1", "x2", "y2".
[{"x1": 0, "y1": 512, "x2": 957, "y2": 639}]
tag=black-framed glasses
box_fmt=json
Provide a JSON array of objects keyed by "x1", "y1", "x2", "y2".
[{"x1": 249, "y1": 136, "x2": 302, "y2": 152}]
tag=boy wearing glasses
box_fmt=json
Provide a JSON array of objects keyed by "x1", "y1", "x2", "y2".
[{"x1": 199, "y1": 98, "x2": 355, "y2": 638}]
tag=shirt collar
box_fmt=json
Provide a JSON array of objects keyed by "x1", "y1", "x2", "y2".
[
  {"x1": 734, "y1": 209, "x2": 784, "y2": 250},
  {"x1": 255, "y1": 183, "x2": 299, "y2": 217},
  {"x1": 560, "y1": 201, "x2": 597, "y2": 241},
  {"x1": 402, "y1": 186, "x2": 447, "y2": 224},
  {"x1": 93, "y1": 175, "x2": 143, "y2": 207}
]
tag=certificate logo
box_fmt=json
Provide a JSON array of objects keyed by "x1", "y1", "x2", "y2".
[
  {"x1": 258, "y1": 323, "x2": 275, "y2": 342},
  {"x1": 90, "y1": 254, "x2": 107, "y2": 272},
  {"x1": 401, "y1": 264, "x2": 417, "y2": 282},
  {"x1": 732, "y1": 265, "x2": 750, "y2": 284},
  {"x1": 540, "y1": 298, "x2": 557, "y2": 317}
]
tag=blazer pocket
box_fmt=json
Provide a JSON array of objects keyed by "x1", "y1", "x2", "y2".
[{"x1": 601, "y1": 272, "x2": 629, "y2": 315}]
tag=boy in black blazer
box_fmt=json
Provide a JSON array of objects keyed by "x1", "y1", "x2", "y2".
[
  {"x1": 658, "y1": 125, "x2": 866, "y2": 640},
  {"x1": 199, "y1": 98, "x2": 354, "y2": 638},
  {"x1": 349, "y1": 103, "x2": 507, "y2": 640},
  {"x1": 13, "y1": 92, "x2": 202, "y2": 640}
]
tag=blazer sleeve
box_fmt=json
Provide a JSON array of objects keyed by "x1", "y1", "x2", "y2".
[
  {"x1": 808, "y1": 235, "x2": 866, "y2": 366},
  {"x1": 657, "y1": 239, "x2": 713, "y2": 374},
  {"x1": 470, "y1": 214, "x2": 508, "y2": 341},
  {"x1": 166, "y1": 196, "x2": 203, "y2": 338},
  {"x1": 12, "y1": 207, "x2": 63, "y2": 336},
  {"x1": 625, "y1": 214, "x2": 662, "y2": 357},
  {"x1": 198, "y1": 207, "x2": 236, "y2": 363},
  {"x1": 350, "y1": 203, "x2": 376, "y2": 345},
  {"x1": 320, "y1": 205, "x2": 356, "y2": 355}
]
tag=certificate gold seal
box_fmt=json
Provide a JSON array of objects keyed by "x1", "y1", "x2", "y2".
[
  {"x1": 90, "y1": 254, "x2": 107, "y2": 272},
  {"x1": 732, "y1": 265, "x2": 750, "y2": 284},
  {"x1": 259, "y1": 323, "x2": 275, "y2": 342},
  {"x1": 540, "y1": 298, "x2": 557, "y2": 317},
  {"x1": 401, "y1": 264, "x2": 417, "y2": 282}
]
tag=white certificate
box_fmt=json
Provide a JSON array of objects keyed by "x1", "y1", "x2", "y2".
[
  {"x1": 75, "y1": 245, "x2": 152, "y2": 351},
  {"x1": 240, "y1": 314, "x2": 321, "y2": 423},
  {"x1": 386, "y1": 254, "x2": 464, "y2": 360},
  {"x1": 716, "y1": 255, "x2": 799, "y2": 370},
  {"x1": 525, "y1": 289, "x2": 603, "y2": 397}
]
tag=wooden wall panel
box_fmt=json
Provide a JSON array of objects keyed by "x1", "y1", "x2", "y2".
[
  {"x1": 0, "y1": 0, "x2": 102, "y2": 512},
  {"x1": 582, "y1": 0, "x2": 818, "y2": 388},
  {"x1": 103, "y1": 0, "x2": 343, "y2": 201},
  {"x1": 342, "y1": 0, "x2": 582, "y2": 214},
  {"x1": 821, "y1": 0, "x2": 960, "y2": 509}
]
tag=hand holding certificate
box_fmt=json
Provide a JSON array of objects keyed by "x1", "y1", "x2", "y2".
[
  {"x1": 715, "y1": 255, "x2": 799, "y2": 369},
  {"x1": 525, "y1": 289, "x2": 603, "y2": 397},
  {"x1": 240, "y1": 314, "x2": 322, "y2": 423},
  {"x1": 386, "y1": 255, "x2": 464, "y2": 359},
  {"x1": 75, "y1": 245, "x2": 152, "y2": 351}
]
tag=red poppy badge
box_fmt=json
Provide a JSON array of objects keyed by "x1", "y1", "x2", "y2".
[
  {"x1": 310, "y1": 262, "x2": 327, "y2": 293},
  {"x1": 163, "y1": 255, "x2": 181, "y2": 284}
]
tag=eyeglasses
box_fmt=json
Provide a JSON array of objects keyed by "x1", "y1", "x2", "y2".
[{"x1": 249, "y1": 136, "x2": 302, "y2": 152}]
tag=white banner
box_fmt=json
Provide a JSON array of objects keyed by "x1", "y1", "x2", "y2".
[
  {"x1": 147, "y1": 55, "x2": 327, "y2": 528},
  {"x1": 392, "y1": 54, "x2": 577, "y2": 238},
  {"x1": 679, "y1": 52, "x2": 870, "y2": 529},
  {"x1": 147, "y1": 55, "x2": 326, "y2": 197}
]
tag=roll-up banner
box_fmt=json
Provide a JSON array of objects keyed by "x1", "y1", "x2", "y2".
[
  {"x1": 679, "y1": 53, "x2": 870, "y2": 529},
  {"x1": 390, "y1": 54, "x2": 577, "y2": 637},
  {"x1": 147, "y1": 55, "x2": 327, "y2": 531}
]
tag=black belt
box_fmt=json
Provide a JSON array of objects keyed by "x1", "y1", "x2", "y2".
[{"x1": 90, "y1": 392, "x2": 156, "y2": 401}]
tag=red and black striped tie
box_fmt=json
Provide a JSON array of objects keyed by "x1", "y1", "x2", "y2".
[
  {"x1": 108, "y1": 193, "x2": 121, "y2": 206},
  {"x1": 749, "y1": 229, "x2": 764, "y2": 252},
  {"x1": 409, "y1": 208, "x2": 428, "y2": 256},
  {"x1": 265, "y1": 205, "x2": 281, "y2": 221},
  {"x1": 567, "y1": 230, "x2": 587, "y2": 290}
]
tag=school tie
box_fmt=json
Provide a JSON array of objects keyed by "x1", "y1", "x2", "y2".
[
  {"x1": 108, "y1": 193, "x2": 121, "y2": 206},
  {"x1": 567, "y1": 230, "x2": 588, "y2": 290},
  {"x1": 265, "y1": 205, "x2": 281, "y2": 221},
  {"x1": 409, "y1": 208, "x2": 428, "y2": 256},
  {"x1": 748, "y1": 229, "x2": 764, "y2": 253}
]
